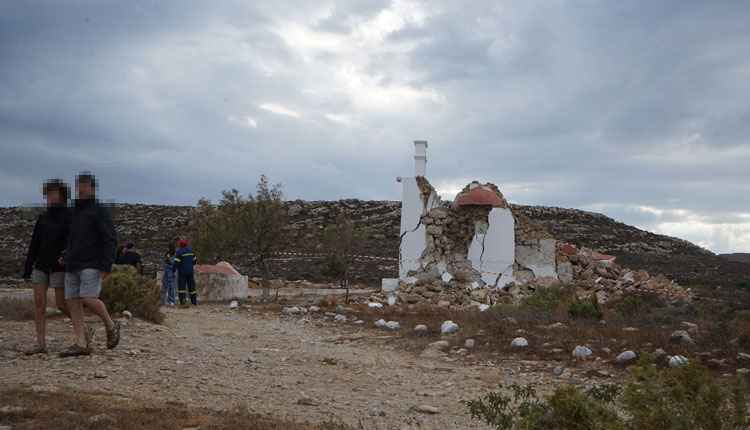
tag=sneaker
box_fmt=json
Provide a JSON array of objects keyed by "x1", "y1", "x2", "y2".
[
  {"x1": 24, "y1": 345, "x2": 47, "y2": 355},
  {"x1": 59, "y1": 344, "x2": 91, "y2": 357},
  {"x1": 84, "y1": 325, "x2": 96, "y2": 350},
  {"x1": 106, "y1": 320, "x2": 121, "y2": 350}
]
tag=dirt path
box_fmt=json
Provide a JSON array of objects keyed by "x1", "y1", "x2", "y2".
[{"x1": 0, "y1": 305, "x2": 565, "y2": 429}]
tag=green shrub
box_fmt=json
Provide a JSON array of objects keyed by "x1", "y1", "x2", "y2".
[
  {"x1": 737, "y1": 281, "x2": 750, "y2": 289},
  {"x1": 623, "y1": 360, "x2": 749, "y2": 430},
  {"x1": 464, "y1": 383, "x2": 623, "y2": 430},
  {"x1": 522, "y1": 286, "x2": 572, "y2": 312},
  {"x1": 101, "y1": 265, "x2": 164, "y2": 324},
  {"x1": 465, "y1": 361, "x2": 750, "y2": 430},
  {"x1": 568, "y1": 296, "x2": 603, "y2": 320}
]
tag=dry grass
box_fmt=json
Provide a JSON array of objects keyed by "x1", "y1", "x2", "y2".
[
  {"x1": 0, "y1": 296, "x2": 35, "y2": 321},
  {"x1": 332, "y1": 286, "x2": 747, "y2": 369},
  {"x1": 0, "y1": 386, "x2": 350, "y2": 430}
]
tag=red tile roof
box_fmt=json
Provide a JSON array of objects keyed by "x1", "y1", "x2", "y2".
[
  {"x1": 195, "y1": 262, "x2": 241, "y2": 276},
  {"x1": 454, "y1": 186, "x2": 508, "y2": 207}
]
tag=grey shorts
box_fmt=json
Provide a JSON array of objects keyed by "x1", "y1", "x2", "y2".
[
  {"x1": 65, "y1": 269, "x2": 102, "y2": 299},
  {"x1": 31, "y1": 269, "x2": 65, "y2": 288}
]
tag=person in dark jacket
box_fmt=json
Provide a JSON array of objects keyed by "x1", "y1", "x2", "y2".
[
  {"x1": 116, "y1": 241, "x2": 143, "y2": 274},
  {"x1": 173, "y1": 239, "x2": 198, "y2": 306},
  {"x1": 60, "y1": 172, "x2": 121, "y2": 357},
  {"x1": 22, "y1": 179, "x2": 78, "y2": 354}
]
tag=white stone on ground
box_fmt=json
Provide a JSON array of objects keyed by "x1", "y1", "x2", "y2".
[
  {"x1": 441, "y1": 321, "x2": 459, "y2": 334},
  {"x1": 572, "y1": 345, "x2": 593, "y2": 359},
  {"x1": 616, "y1": 350, "x2": 637, "y2": 365},
  {"x1": 670, "y1": 330, "x2": 694, "y2": 345},
  {"x1": 374, "y1": 319, "x2": 387, "y2": 328},
  {"x1": 368, "y1": 302, "x2": 383, "y2": 309},
  {"x1": 122, "y1": 310, "x2": 133, "y2": 319},
  {"x1": 385, "y1": 321, "x2": 400, "y2": 331},
  {"x1": 511, "y1": 337, "x2": 528, "y2": 348},
  {"x1": 669, "y1": 355, "x2": 689, "y2": 367},
  {"x1": 308, "y1": 306, "x2": 320, "y2": 313},
  {"x1": 414, "y1": 324, "x2": 429, "y2": 335},
  {"x1": 465, "y1": 339, "x2": 475, "y2": 349},
  {"x1": 334, "y1": 314, "x2": 347, "y2": 322},
  {"x1": 441, "y1": 272, "x2": 453, "y2": 283},
  {"x1": 229, "y1": 300, "x2": 239, "y2": 309},
  {"x1": 478, "y1": 304, "x2": 490, "y2": 312},
  {"x1": 282, "y1": 306, "x2": 301, "y2": 315}
]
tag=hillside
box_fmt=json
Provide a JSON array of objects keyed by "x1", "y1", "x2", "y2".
[
  {"x1": 1, "y1": 201, "x2": 747, "y2": 287},
  {"x1": 721, "y1": 253, "x2": 750, "y2": 265}
]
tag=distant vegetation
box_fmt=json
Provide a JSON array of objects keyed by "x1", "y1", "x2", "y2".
[{"x1": 465, "y1": 359, "x2": 750, "y2": 430}]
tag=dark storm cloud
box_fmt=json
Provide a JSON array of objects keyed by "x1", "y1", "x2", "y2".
[{"x1": 1, "y1": 1, "x2": 749, "y2": 252}]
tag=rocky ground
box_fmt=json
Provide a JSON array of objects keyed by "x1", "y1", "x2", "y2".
[{"x1": 0, "y1": 304, "x2": 625, "y2": 430}]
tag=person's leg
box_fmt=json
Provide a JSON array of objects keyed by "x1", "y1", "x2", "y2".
[
  {"x1": 50, "y1": 272, "x2": 70, "y2": 318},
  {"x1": 31, "y1": 277, "x2": 48, "y2": 352},
  {"x1": 77, "y1": 269, "x2": 113, "y2": 331},
  {"x1": 59, "y1": 271, "x2": 90, "y2": 357},
  {"x1": 78, "y1": 269, "x2": 119, "y2": 349},
  {"x1": 177, "y1": 274, "x2": 187, "y2": 305},
  {"x1": 168, "y1": 275, "x2": 176, "y2": 305},
  {"x1": 187, "y1": 273, "x2": 197, "y2": 306},
  {"x1": 160, "y1": 278, "x2": 167, "y2": 305}
]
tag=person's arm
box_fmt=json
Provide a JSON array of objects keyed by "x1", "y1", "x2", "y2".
[
  {"x1": 173, "y1": 250, "x2": 181, "y2": 273},
  {"x1": 22, "y1": 217, "x2": 42, "y2": 279},
  {"x1": 95, "y1": 205, "x2": 117, "y2": 273}
]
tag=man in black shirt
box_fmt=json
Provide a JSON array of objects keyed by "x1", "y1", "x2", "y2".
[{"x1": 60, "y1": 172, "x2": 121, "y2": 357}]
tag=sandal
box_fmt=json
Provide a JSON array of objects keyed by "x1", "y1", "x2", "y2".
[
  {"x1": 59, "y1": 344, "x2": 91, "y2": 357},
  {"x1": 85, "y1": 325, "x2": 96, "y2": 350},
  {"x1": 106, "y1": 321, "x2": 121, "y2": 350}
]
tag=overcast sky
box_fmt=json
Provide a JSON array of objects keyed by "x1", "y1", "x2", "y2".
[{"x1": 1, "y1": 1, "x2": 749, "y2": 253}]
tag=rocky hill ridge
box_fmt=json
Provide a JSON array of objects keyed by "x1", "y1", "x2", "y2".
[{"x1": 1, "y1": 201, "x2": 746, "y2": 287}]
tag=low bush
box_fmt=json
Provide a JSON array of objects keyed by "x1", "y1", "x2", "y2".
[
  {"x1": 568, "y1": 296, "x2": 603, "y2": 320},
  {"x1": 522, "y1": 286, "x2": 572, "y2": 312},
  {"x1": 465, "y1": 361, "x2": 750, "y2": 430},
  {"x1": 101, "y1": 265, "x2": 164, "y2": 324}
]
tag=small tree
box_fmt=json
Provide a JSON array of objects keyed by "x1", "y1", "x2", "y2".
[
  {"x1": 192, "y1": 175, "x2": 286, "y2": 300},
  {"x1": 321, "y1": 212, "x2": 366, "y2": 303}
]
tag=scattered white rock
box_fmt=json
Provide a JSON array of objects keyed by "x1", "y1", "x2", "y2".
[
  {"x1": 282, "y1": 306, "x2": 301, "y2": 315},
  {"x1": 465, "y1": 339, "x2": 475, "y2": 349},
  {"x1": 668, "y1": 355, "x2": 689, "y2": 368},
  {"x1": 308, "y1": 306, "x2": 321, "y2": 313},
  {"x1": 738, "y1": 352, "x2": 750, "y2": 362},
  {"x1": 334, "y1": 314, "x2": 347, "y2": 322},
  {"x1": 616, "y1": 350, "x2": 637, "y2": 365},
  {"x1": 229, "y1": 300, "x2": 239, "y2": 309},
  {"x1": 553, "y1": 366, "x2": 565, "y2": 376},
  {"x1": 122, "y1": 310, "x2": 133, "y2": 319},
  {"x1": 572, "y1": 345, "x2": 593, "y2": 360},
  {"x1": 374, "y1": 319, "x2": 387, "y2": 328},
  {"x1": 414, "y1": 324, "x2": 429, "y2": 335},
  {"x1": 511, "y1": 337, "x2": 529, "y2": 348},
  {"x1": 441, "y1": 272, "x2": 453, "y2": 284},
  {"x1": 353, "y1": 320, "x2": 364, "y2": 325},
  {"x1": 478, "y1": 304, "x2": 490, "y2": 312},
  {"x1": 367, "y1": 302, "x2": 383, "y2": 309},
  {"x1": 414, "y1": 404, "x2": 440, "y2": 414},
  {"x1": 385, "y1": 321, "x2": 400, "y2": 331},
  {"x1": 441, "y1": 321, "x2": 459, "y2": 334},
  {"x1": 387, "y1": 294, "x2": 396, "y2": 306},
  {"x1": 670, "y1": 330, "x2": 694, "y2": 345}
]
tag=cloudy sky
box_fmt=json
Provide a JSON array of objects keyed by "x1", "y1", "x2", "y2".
[{"x1": 1, "y1": 1, "x2": 749, "y2": 253}]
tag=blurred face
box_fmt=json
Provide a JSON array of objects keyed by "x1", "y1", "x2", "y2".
[
  {"x1": 45, "y1": 188, "x2": 62, "y2": 206},
  {"x1": 77, "y1": 180, "x2": 94, "y2": 199}
]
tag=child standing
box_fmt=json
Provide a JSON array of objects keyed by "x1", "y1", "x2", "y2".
[{"x1": 160, "y1": 251, "x2": 176, "y2": 306}]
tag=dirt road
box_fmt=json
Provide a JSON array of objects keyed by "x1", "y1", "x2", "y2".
[{"x1": 0, "y1": 305, "x2": 564, "y2": 429}]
